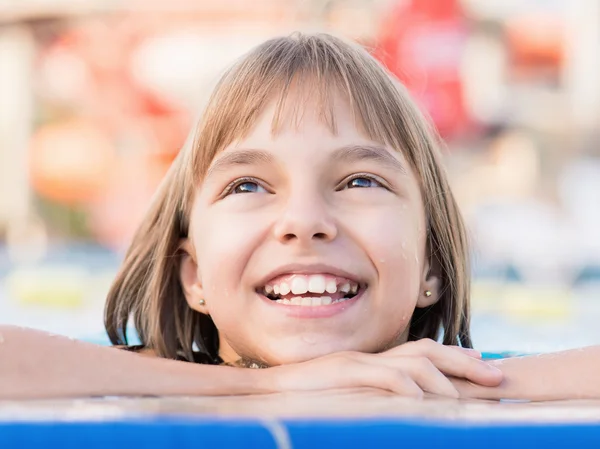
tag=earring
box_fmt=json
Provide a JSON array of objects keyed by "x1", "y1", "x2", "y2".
[
  {"x1": 424, "y1": 290, "x2": 432, "y2": 297},
  {"x1": 199, "y1": 299, "x2": 206, "y2": 306}
]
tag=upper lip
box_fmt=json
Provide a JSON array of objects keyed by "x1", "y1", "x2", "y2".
[{"x1": 256, "y1": 263, "x2": 364, "y2": 287}]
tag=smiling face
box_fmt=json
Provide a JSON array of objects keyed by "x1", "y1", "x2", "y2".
[{"x1": 179, "y1": 92, "x2": 441, "y2": 366}]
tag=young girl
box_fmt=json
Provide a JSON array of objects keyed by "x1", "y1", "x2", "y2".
[{"x1": 1, "y1": 33, "x2": 599, "y2": 401}]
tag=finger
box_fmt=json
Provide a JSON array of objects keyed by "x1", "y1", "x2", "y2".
[
  {"x1": 397, "y1": 357, "x2": 459, "y2": 398},
  {"x1": 352, "y1": 363, "x2": 424, "y2": 398},
  {"x1": 384, "y1": 341, "x2": 481, "y2": 359},
  {"x1": 449, "y1": 346, "x2": 482, "y2": 359},
  {"x1": 390, "y1": 340, "x2": 503, "y2": 387},
  {"x1": 426, "y1": 346, "x2": 503, "y2": 387}
]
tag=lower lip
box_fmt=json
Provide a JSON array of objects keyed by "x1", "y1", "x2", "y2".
[{"x1": 258, "y1": 289, "x2": 364, "y2": 319}]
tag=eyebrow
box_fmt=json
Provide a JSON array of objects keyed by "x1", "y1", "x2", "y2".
[
  {"x1": 205, "y1": 144, "x2": 406, "y2": 179},
  {"x1": 330, "y1": 144, "x2": 406, "y2": 174},
  {"x1": 206, "y1": 149, "x2": 274, "y2": 179}
]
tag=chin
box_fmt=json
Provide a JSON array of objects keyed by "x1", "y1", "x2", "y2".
[{"x1": 255, "y1": 340, "x2": 363, "y2": 366}]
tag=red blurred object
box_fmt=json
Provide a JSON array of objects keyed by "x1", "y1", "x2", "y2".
[
  {"x1": 375, "y1": 0, "x2": 470, "y2": 138},
  {"x1": 39, "y1": 19, "x2": 190, "y2": 160},
  {"x1": 34, "y1": 18, "x2": 191, "y2": 242}
]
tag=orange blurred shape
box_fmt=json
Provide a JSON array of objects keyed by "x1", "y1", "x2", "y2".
[
  {"x1": 29, "y1": 119, "x2": 116, "y2": 205},
  {"x1": 506, "y1": 14, "x2": 564, "y2": 68}
]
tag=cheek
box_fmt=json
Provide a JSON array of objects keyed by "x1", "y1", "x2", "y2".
[
  {"x1": 358, "y1": 205, "x2": 426, "y2": 292},
  {"x1": 192, "y1": 209, "x2": 266, "y2": 297}
]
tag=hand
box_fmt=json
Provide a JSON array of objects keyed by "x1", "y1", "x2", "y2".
[{"x1": 267, "y1": 339, "x2": 503, "y2": 398}]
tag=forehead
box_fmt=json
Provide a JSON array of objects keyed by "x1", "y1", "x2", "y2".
[
  {"x1": 201, "y1": 85, "x2": 416, "y2": 183},
  {"x1": 203, "y1": 96, "x2": 413, "y2": 188},
  {"x1": 190, "y1": 70, "x2": 419, "y2": 190}
]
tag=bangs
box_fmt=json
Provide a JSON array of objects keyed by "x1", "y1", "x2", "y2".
[{"x1": 189, "y1": 33, "x2": 425, "y2": 186}]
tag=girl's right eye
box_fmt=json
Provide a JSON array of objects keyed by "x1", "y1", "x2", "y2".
[{"x1": 223, "y1": 177, "x2": 268, "y2": 196}]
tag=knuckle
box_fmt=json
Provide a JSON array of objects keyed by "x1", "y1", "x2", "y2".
[
  {"x1": 404, "y1": 338, "x2": 437, "y2": 355},
  {"x1": 410, "y1": 355, "x2": 434, "y2": 371},
  {"x1": 418, "y1": 338, "x2": 436, "y2": 348}
]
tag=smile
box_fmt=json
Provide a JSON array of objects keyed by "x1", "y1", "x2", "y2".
[{"x1": 257, "y1": 273, "x2": 363, "y2": 307}]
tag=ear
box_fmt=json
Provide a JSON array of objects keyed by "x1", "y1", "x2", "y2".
[
  {"x1": 179, "y1": 239, "x2": 209, "y2": 315},
  {"x1": 416, "y1": 254, "x2": 442, "y2": 308}
]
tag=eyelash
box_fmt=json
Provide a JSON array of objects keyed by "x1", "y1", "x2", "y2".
[
  {"x1": 221, "y1": 173, "x2": 388, "y2": 197},
  {"x1": 339, "y1": 173, "x2": 388, "y2": 190},
  {"x1": 221, "y1": 177, "x2": 266, "y2": 197}
]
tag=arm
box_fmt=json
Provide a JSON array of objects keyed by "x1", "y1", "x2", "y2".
[
  {"x1": 0, "y1": 325, "x2": 271, "y2": 399},
  {"x1": 453, "y1": 346, "x2": 600, "y2": 401},
  {"x1": 1, "y1": 327, "x2": 500, "y2": 400}
]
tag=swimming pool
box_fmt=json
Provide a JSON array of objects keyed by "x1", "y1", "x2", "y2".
[
  {"x1": 2, "y1": 249, "x2": 600, "y2": 447},
  {"x1": 2, "y1": 391, "x2": 600, "y2": 448}
]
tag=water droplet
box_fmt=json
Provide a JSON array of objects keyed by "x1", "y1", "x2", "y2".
[
  {"x1": 379, "y1": 259, "x2": 386, "y2": 264},
  {"x1": 0, "y1": 333, "x2": 4, "y2": 344},
  {"x1": 401, "y1": 242, "x2": 406, "y2": 249}
]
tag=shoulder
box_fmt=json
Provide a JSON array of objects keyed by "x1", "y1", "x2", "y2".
[{"x1": 114, "y1": 345, "x2": 216, "y2": 364}]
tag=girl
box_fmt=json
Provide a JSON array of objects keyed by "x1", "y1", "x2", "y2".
[{"x1": 1, "y1": 33, "x2": 598, "y2": 401}]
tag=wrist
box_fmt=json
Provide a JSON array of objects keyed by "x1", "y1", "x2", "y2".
[{"x1": 252, "y1": 365, "x2": 283, "y2": 394}]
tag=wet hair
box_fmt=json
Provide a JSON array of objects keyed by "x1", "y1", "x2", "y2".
[{"x1": 105, "y1": 32, "x2": 472, "y2": 363}]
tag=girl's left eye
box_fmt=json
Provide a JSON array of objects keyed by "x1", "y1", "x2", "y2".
[
  {"x1": 343, "y1": 175, "x2": 384, "y2": 189},
  {"x1": 234, "y1": 181, "x2": 264, "y2": 194}
]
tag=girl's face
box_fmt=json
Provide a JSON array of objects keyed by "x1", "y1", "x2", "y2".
[{"x1": 181, "y1": 95, "x2": 441, "y2": 366}]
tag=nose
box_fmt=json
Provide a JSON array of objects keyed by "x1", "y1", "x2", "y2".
[{"x1": 272, "y1": 187, "x2": 338, "y2": 245}]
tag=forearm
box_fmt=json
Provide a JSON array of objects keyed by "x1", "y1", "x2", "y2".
[
  {"x1": 0, "y1": 325, "x2": 272, "y2": 400},
  {"x1": 454, "y1": 346, "x2": 600, "y2": 401}
]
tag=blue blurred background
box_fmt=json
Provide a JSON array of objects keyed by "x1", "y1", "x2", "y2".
[{"x1": 1, "y1": 0, "x2": 599, "y2": 353}]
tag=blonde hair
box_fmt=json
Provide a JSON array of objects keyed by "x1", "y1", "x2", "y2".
[{"x1": 105, "y1": 33, "x2": 472, "y2": 362}]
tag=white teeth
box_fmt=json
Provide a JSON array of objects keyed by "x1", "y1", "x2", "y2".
[
  {"x1": 291, "y1": 277, "x2": 308, "y2": 295},
  {"x1": 271, "y1": 295, "x2": 343, "y2": 306},
  {"x1": 279, "y1": 282, "x2": 291, "y2": 295},
  {"x1": 263, "y1": 274, "x2": 361, "y2": 304},
  {"x1": 308, "y1": 275, "x2": 326, "y2": 294},
  {"x1": 325, "y1": 279, "x2": 337, "y2": 294}
]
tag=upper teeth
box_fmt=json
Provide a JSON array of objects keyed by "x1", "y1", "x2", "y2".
[
  {"x1": 291, "y1": 277, "x2": 308, "y2": 295},
  {"x1": 308, "y1": 275, "x2": 326, "y2": 294},
  {"x1": 264, "y1": 274, "x2": 359, "y2": 296}
]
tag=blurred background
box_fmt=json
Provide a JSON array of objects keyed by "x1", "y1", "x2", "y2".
[{"x1": 1, "y1": 0, "x2": 599, "y2": 353}]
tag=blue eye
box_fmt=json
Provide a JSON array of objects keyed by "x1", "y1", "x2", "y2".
[
  {"x1": 346, "y1": 176, "x2": 382, "y2": 189},
  {"x1": 234, "y1": 181, "x2": 260, "y2": 193},
  {"x1": 225, "y1": 178, "x2": 268, "y2": 195}
]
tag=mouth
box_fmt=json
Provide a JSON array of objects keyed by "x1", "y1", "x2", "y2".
[{"x1": 255, "y1": 273, "x2": 364, "y2": 307}]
